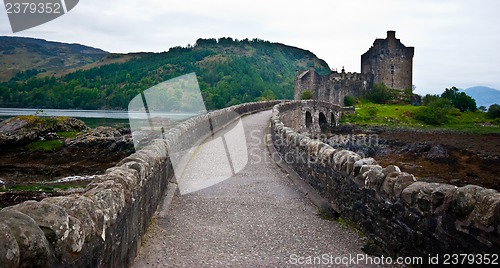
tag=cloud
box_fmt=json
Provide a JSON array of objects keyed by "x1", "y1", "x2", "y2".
[{"x1": 0, "y1": 0, "x2": 499, "y2": 93}]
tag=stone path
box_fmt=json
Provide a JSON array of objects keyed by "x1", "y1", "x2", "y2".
[{"x1": 132, "y1": 110, "x2": 374, "y2": 267}]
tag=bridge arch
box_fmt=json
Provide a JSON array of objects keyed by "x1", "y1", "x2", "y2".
[
  {"x1": 305, "y1": 111, "x2": 312, "y2": 128},
  {"x1": 296, "y1": 100, "x2": 351, "y2": 134},
  {"x1": 319, "y1": 112, "x2": 327, "y2": 131}
]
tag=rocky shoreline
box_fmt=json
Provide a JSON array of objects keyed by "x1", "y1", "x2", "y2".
[
  {"x1": 322, "y1": 124, "x2": 500, "y2": 191},
  {"x1": 0, "y1": 116, "x2": 135, "y2": 208}
]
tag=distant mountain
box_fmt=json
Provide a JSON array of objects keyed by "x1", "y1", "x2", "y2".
[
  {"x1": 0, "y1": 36, "x2": 109, "y2": 82},
  {"x1": 463, "y1": 86, "x2": 500, "y2": 108},
  {"x1": 0, "y1": 37, "x2": 330, "y2": 110}
]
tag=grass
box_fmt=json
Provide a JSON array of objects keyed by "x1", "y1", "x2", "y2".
[
  {"x1": 316, "y1": 209, "x2": 365, "y2": 238},
  {"x1": 17, "y1": 115, "x2": 70, "y2": 125},
  {"x1": 0, "y1": 184, "x2": 80, "y2": 193},
  {"x1": 79, "y1": 118, "x2": 130, "y2": 128},
  {"x1": 25, "y1": 139, "x2": 63, "y2": 152},
  {"x1": 341, "y1": 101, "x2": 500, "y2": 134},
  {"x1": 56, "y1": 131, "x2": 80, "y2": 138},
  {"x1": 317, "y1": 208, "x2": 336, "y2": 221},
  {"x1": 335, "y1": 217, "x2": 365, "y2": 237}
]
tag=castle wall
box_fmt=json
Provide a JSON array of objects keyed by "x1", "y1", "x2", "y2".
[
  {"x1": 294, "y1": 67, "x2": 321, "y2": 100},
  {"x1": 294, "y1": 69, "x2": 371, "y2": 106},
  {"x1": 322, "y1": 72, "x2": 371, "y2": 105}
]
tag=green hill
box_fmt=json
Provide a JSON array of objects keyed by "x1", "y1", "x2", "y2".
[
  {"x1": 0, "y1": 37, "x2": 330, "y2": 110},
  {"x1": 0, "y1": 36, "x2": 108, "y2": 82}
]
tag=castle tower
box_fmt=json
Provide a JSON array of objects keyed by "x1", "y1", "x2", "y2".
[
  {"x1": 294, "y1": 66, "x2": 320, "y2": 100},
  {"x1": 361, "y1": 30, "x2": 414, "y2": 90}
]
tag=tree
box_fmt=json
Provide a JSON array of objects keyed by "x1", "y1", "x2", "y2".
[
  {"x1": 344, "y1": 95, "x2": 356, "y2": 106},
  {"x1": 300, "y1": 90, "x2": 313, "y2": 100},
  {"x1": 486, "y1": 104, "x2": 500, "y2": 119},
  {"x1": 258, "y1": 89, "x2": 276, "y2": 101},
  {"x1": 441, "y1": 87, "x2": 477, "y2": 112},
  {"x1": 366, "y1": 83, "x2": 397, "y2": 104}
]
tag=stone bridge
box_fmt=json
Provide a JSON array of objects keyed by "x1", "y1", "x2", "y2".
[
  {"x1": 0, "y1": 100, "x2": 499, "y2": 267},
  {"x1": 280, "y1": 101, "x2": 353, "y2": 134}
]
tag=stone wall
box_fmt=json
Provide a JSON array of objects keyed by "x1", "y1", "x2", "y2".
[
  {"x1": 0, "y1": 101, "x2": 281, "y2": 268},
  {"x1": 271, "y1": 101, "x2": 500, "y2": 258},
  {"x1": 294, "y1": 67, "x2": 371, "y2": 106}
]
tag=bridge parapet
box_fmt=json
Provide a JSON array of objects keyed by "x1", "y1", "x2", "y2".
[
  {"x1": 0, "y1": 101, "x2": 281, "y2": 267},
  {"x1": 271, "y1": 101, "x2": 500, "y2": 257}
]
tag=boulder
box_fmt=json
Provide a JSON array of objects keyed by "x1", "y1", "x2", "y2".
[
  {"x1": 453, "y1": 185, "x2": 484, "y2": 218},
  {"x1": 0, "y1": 116, "x2": 87, "y2": 148},
  {"x1": 471, "y1": 189, "x2": 500, "y2": 228},
  {"x1": 359, "y1": 165, "x2": 384, "y2": 190},
  {"x1": 353, "y1": 158, "x2": 378, "y2": 176},
  {"x1": 425, "y1": 144, "x2": 450, "y2": 162},
  {"x1": 6, "y1": 201, "x2": 85, "y2": 256},
  {"x1": 0, "y1": 210, "x2": 53, "y2": 267},
  {"x1": 393, "y1": 172, "x2": 416, "y2": 197},
  {"x1": 0, "y1": 223, "x2": 20, "y2": 268},
  {"x1": 42, "y1": 195, "x2": 102, "y2": 243},
  {"x1": 382, "y1": 172, "x2": 399, "y2": 196}
]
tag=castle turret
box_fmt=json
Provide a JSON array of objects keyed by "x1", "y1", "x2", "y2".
[
  {"x1": 361, "y1": 30, "x2": 414, "y2": 90},
  {"x1": 387, "y1": 30, "x2": 396, "y2": 50}
]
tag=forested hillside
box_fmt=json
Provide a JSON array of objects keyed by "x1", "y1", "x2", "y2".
[
  {"x1": 0, "y1": 37, "x2": 330, "y2": 110},
  {"x1": 0, "y1": 36, "x2": 108, "y2": 82}
]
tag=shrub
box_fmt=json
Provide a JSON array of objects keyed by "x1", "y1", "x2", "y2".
[
  {"x1": 366, "y1": 106, "x2": 378, "y2": 119},
  {"x1": 487, "y1": 104, "x2": 500, "y2": 119},
  {"x1": 422, "y1": 94, "x2": 441, "y2": 106},
  {"x1": 366, "y1": 83, "x2": 397, "y2": 104},
  {"x1": 413, "y1": 98, "x2": 453, "y2": 125},
  {"x1": 344, "y1": 95, "x2": 356, "y2": 106},
  {"x1": 417, "y1": 98, "x2": 452, "y2": 124},
  {"x1": 300, "y1": 90, "x2": 313, "y2": 100},
  {"x1": 413, "y1": 107, "x2": 450, "y2": 125}
]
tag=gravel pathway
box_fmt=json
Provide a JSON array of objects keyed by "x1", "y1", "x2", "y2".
[{"x1": 132, "y1": 110, "x2": 376, "y2": 267}]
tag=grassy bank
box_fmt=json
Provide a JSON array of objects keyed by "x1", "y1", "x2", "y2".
[{"x1": 341, "y1": 101, "x2": 500, "y2": 134}]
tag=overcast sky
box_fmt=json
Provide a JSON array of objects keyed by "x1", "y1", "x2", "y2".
[{"x1": 1, "y1": 0, "x2": 499, "y2": 95}]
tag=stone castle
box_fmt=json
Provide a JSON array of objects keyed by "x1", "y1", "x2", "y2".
[{"x1": 294, "y1": 31, "x2": 414, "y2": 105}]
